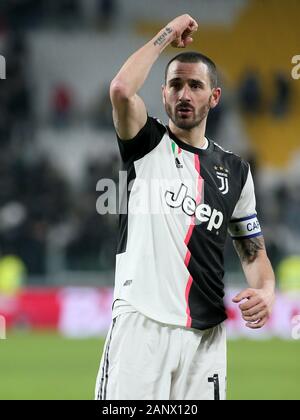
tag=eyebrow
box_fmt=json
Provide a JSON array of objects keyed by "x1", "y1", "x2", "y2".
[{"x1": 168, "y1": 77, "x2": 205, "y2": 85}]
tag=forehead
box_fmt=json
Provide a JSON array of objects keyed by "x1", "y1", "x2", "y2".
[{"x1": 166, "y1": 61, "x2": 210, "y2": 83}]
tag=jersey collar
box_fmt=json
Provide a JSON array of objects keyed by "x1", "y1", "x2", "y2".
[{"x1": 167, "y1": 127, "x2": 214, "y2": 155}]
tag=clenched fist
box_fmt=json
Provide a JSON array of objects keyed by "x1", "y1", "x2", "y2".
[
  {"x1": 232, "y1": 288, "x2": 275, "y2": 329},
  {"x1": 168, "y1": 14, "x2": 198, "y2": 48}
]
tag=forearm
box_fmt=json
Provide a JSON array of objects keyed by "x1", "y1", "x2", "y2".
[
  {"x1": 242, "y1": 253, "x2": 275, "y2": 292},
  {"x1": 111, "y1": 26, "x2": 175, "y2": 98},
  {"x1": 233, "y1": 236, "x2": 276, "y2": 329},
  {"x1": 233, "y1": 236, "x2": 275, "y2": 291}
]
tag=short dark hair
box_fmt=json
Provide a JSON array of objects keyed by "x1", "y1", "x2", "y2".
[{"x1": 165, "y1": 51, "x2": 218, "y2": 89}]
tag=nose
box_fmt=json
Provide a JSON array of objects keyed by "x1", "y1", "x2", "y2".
[{"x1": 178, "y1": 85, "x2": 191, "y2": 102}]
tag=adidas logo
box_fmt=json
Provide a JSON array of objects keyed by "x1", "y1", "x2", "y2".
[
  {"x1": 123, "y1": 280, "x2": 132, "y2": 287},
  {"x1": 175, "y1": 157, "x2": 183, "y2": 169}
]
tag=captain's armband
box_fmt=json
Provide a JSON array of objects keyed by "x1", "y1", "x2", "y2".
[{"x1": 229, "y1": 214, "x2": 262, "y2": 239}]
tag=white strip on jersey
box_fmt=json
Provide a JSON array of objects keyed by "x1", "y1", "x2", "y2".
[{"x1": 229, "y1": 165, "x2": 262, "y2": 239}]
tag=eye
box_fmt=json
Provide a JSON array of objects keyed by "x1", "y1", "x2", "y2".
[
  {"x1": 169, "y1": 82, "x2": 181, "y2": 90},
  {"x1": 190, "y1": 82, "x2": 202, "y2": 89}
]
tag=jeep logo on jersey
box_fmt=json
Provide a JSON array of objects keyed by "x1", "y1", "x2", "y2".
[
  {"x1": 214, "y1": 166, "x2": 229, "y2": 195},
  {"x1": 165, "y1": 183, "x2": 224, "y2": 231}
]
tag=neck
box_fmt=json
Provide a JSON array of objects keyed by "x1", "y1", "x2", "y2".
[{"x1": 168, "y1": 119, "x2": 207, "y2": 149}]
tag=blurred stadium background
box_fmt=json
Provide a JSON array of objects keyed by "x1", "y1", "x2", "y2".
[{"x1": 0, "y1": 0, "x2": 300, "y2": 400}]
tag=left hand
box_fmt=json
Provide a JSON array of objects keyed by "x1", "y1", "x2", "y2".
[{"x1": 232, "y1": 288, "x2": 275, "y2": 329}]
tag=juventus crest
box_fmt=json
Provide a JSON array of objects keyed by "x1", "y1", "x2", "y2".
[{"x1": 214, "y1": 166, "x2": 229, "y2": 195}]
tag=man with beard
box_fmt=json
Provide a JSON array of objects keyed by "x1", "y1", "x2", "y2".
[{"x1": 95, "y1": 14, "x2": 275, "y2": 400}]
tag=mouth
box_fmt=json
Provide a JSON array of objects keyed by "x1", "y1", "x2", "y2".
[{"x1": 176, "y1": 107, "x2": 194, "y2": 117}]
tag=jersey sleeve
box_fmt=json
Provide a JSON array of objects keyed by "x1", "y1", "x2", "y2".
[
  {"x1": 117, "y1": 116, "x2": 166, "y2": 163},
  {"x1": 228, "y1": 164, "x2": 262, "y2": 239}
]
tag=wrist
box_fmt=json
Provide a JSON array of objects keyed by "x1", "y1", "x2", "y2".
[
  {"x1": 261, "y1": 282, "x2": 276, "y2": 295},
  {"x1": 153, "y1": 26, "x2": 175, "y2": 50}
]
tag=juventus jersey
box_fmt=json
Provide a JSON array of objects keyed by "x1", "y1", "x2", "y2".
[{"x1": 113, "y1": 116, "x2": 262, "y2": 330}]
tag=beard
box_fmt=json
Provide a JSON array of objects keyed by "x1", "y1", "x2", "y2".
[{"x1": 165, "y1": 97, "x2": 211, "y2": 130}]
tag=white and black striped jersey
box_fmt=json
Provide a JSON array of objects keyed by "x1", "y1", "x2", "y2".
[{"x1": 113, "y1": 116, "x2": 262, "y2": 330}]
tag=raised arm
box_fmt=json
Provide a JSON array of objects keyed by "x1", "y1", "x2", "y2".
[
  {"x1": 110, "y1": 14, "x2": 198, "y2": 140},
  {"x1": 232, "y1": 236, "x2": 275, "y2": 329}
]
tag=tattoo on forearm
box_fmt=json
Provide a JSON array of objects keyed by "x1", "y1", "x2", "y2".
[
  {"x1": 153, "y1": 27, "x2": 173, "y2": 47},
  {"x1": 234, "y1": 237, "x2": 265, "y2": 264}
]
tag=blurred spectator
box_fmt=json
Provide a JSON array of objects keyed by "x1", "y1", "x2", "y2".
[
  {"x1": 206, "y1": 102, "x2": 224, "y2": 140},
  {"x1": 16, "y1": 217, "x2": 48, "y2": 275},
  {"x1": 48, "y1": 0, "x2": 81, "y2": 29},
  {"x1": 96, "y1": 0, "x2": 116, "y2": 31},
  {"x1": 51, "y1": 84, "x2": 74, "y2": 129},
  {"x1": 4, "y1": 0, "x2": 44, "y2": 31},
  {"x1": 0, "y1": 31, "x2": 32, "y2": 145},
  {"x1": 0, "y1": 153, "x2": 72, "y2": 275},
  {"x1": 58, "y1": 0, "x2": 80, "y2": 17},
  {"x1": 90, "y1": 85, "x2": 113, "y2": 129},
  {"x1": 0, "y1": 112, "x2": 11, "y2": 147},
  {"x1": 281, "y1": 184, "x2": 300, "y2": 236},
  {"x1": 65, "y1": 154, "x2": 119, "y2": 270},
  {"x1": 66, "y1": 211, "x2": 117, "y2": 271},
  {"x1": 206, "y1": 73, "x2": 228, "y2": 140},
  {"x1": 84, "y1": 154, "x2": 120, "y2": 194},
  {"x1": 271, "y1": 72, "x2": 291, "y2": 118},
  {"x1": 238, "y1": 69, "x2": 262, "y2": 114}
]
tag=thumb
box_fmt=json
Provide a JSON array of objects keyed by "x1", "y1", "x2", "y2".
[
  {"x1": 232, "y1": 289, "x2": 253, "y2": 303},
  {"x1": 183, "y1": 37, "x2": 194, "y2": 47}
]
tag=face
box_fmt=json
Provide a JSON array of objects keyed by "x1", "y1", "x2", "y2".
[{"x1": 162, "y1": 61, "x2": 221, "y2": 130}]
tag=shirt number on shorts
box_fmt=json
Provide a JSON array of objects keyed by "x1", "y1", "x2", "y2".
[{"x1": 208, "y1": 374, "x2": 220, "y2": 400}]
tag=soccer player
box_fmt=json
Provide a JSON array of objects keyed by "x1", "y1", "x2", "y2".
[{"x1": 95, "y1": 14, "x2": 275, "y2": 400}]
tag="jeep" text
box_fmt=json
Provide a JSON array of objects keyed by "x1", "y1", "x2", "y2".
[{"x1": 165, "y1": 183, "x2": 223, "y2": 231}]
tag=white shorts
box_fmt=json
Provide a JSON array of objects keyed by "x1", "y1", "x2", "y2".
[{"x1": 95, "y1": 311, "x2": 226, "y2": 400}]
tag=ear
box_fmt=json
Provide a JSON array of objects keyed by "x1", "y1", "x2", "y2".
[
  {"x1": 162, "y1": 84, "x2": 166, "y2": 106},
  {"x1": 210, "y1": 87, "x2": 222, "y2": 109}
]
